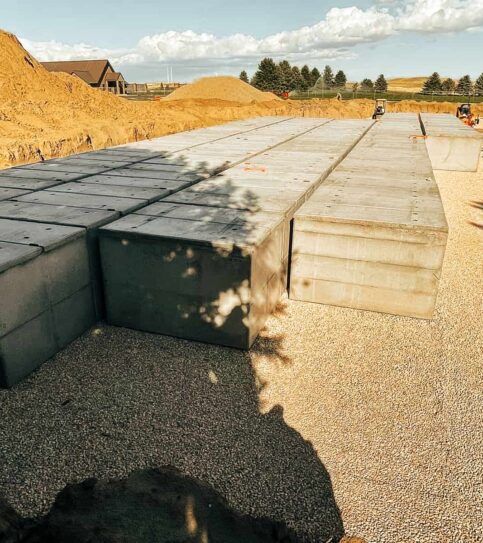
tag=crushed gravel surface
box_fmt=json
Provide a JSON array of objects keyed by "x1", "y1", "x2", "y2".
[{"x1": 0, "y1": 160, "x2": 481, "y2": 542}]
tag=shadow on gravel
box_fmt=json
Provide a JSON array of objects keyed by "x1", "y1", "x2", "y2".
[
  {"x1": 0, "y1": 326, "x2": 344, "y2": 542},
  {"x1": 468, "y1": 200, "x2": 482, "y2": 229},
  {"x1": 1, "y1": 467, "x2": 299, "y2": 543}
]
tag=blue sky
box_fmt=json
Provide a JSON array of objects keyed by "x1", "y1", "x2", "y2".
[{"x1": 2, "y1": 0, "x2": 482, "y2": 82}]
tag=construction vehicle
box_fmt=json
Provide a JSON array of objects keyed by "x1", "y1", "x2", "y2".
[
  {"x1": 456, "y1": 103, "x2": 471, "y2": 119},
  {"x1": 372, "y1": 99, "x2": 387, "y2": 120},
  {"x1": 456, "y1": 103, "x2": 480, "y2": 127}
]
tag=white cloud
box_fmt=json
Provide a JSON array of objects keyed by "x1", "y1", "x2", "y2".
[
  {"x1": 20, "y1": 0, "x2": 482, "y2": 68},
  {"x1": 397, "y1": 0, "x2": 483, "y2": 33}
]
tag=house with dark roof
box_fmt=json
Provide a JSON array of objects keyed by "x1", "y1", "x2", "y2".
[{"x1": 41, "y1": 59, "x2": 127, "y2": 94}]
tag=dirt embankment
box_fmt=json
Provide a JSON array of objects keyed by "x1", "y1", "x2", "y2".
[{"x1": 1, "y1": 30, "x2": 481, "y2": 169}]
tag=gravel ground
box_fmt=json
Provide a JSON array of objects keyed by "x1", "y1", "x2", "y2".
[{"x1": 0, "y1": 159, "x2": 482, "y2": 542}]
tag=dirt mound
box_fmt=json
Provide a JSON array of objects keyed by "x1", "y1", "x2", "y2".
[{"x1": 164, "y1": 76, "x2": 279, "y2": 103}]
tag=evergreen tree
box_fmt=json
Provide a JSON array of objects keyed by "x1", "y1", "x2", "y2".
[
  {"x1": 301, "y1": 65, "x2": 311, "y2": 87},
  {"x1": 239, "y1": 70, "x2": 249, "y2": 84},
  {"x1": 322, "y1": 65, "x2": 334, "y2": 88},
  {"x1": 334, "y1": 70, "x2": 347, "y2": 89},
  {"x1": 292, "y1": 65, "x2": 307, "y2": 91},
  {"x1": 310, "y1": 67, "x2": 321, "y2": 87},
  {"x1": 456, "y1": 75, "x2": 473, "y2": 95},
  {"x1": 374, "y1": 74, "x2": 388, "y2": 92},
  {"x1": 352, "y1": 82, "x2": 359, "y2": 94},
  {"x1": 422, "y1": 72, "x2": 442, "y2": 93},
  {"x1": 251, "y1": 58, "x2": 282, "y2": 92},
  {"x1": 360, "y1": 78, "x2": 374, "y2": 91},
  {"x1": 278, "y1": 60, "x2": 294, "y2": 91},
  {"x1": 441, "y1": 78, "x2": 456, "y2": 94},
  {"x1": 475, "y1": 73, "x2": 483, "y2": 95}
]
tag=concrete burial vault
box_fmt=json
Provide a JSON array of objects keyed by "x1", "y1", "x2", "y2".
[
  {"x1": 420, "y1": 113, "x2": 482, "y2": 172},
  {"x1": 2, "y1": 112, "x2": 474, "y2": 385},
  {"x1": 291, "y1": 114, "x2": 449, "y2": 319}
]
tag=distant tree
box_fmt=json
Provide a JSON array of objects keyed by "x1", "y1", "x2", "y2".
[
  {"x1": 456, "y1": 75, "x2": 473, "y2": 95},
  {"x1": 310, "y1": 67, "x2": 321, "y2": 87},
  {"x1": 360, "y1": 78, "x2": 374, "y2": 91},
  {"x1": 278, "y1": 60, "x2": 294, "y2": 91},
  {"x1": 292, "y1": 65, "x2": 307, "y2": 91},
  {"x1": 301, "y1": 65, "x2": 311, "y2": 87},
  {"x1": 239, "y1": 70, "x2": 249, "y2": 84},
  {"x1": 441, "y1": 78, "x2": 456, "y2": 94},
  {"x1": 475, "y1": 73, "x2": 483, "y2": 95},
  {"x1": 251, "y1": 58, "x2": 282, "y2": 92},
  {"x1": 374, "y1": 74, "x2": 388, "y2": 92},
  {"x1": 322, "y1": 65, "x2": 334, "y2": 88},
  {"x1": 334, "y1": 70, "x2": 347, "y2": 89},
  {"x1": 422, "y1": 72, "x2": 443, "y2": 93},
  {"x1": 352, "y1": 82, "x2": 359, "y2": 93}
]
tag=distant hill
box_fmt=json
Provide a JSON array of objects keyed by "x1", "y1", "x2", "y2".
[{"x1": 387, "y1": 77, "x2": 429, "y2": 93}]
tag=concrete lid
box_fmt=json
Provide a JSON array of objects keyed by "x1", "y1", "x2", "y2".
[
  {"x1": 164, "y1": 191, "x2": 298, "y2": 217},
  {"x1": 134, "y1": 201, "x2": 282, "y2": 227},
  {"x1": 100, "y1": 211, "x2": 284, "y2": 252},
  {"x1": 0, "y1": 218, "x2": 85, "y2": 251},
  {"x1": 105, "y1": 167, "x2": 204, "y2": 182},
  {"x1": 16, "y1": 191, "x2": 146, "y2": 215},
  {"x1": 0, "y1": 241, "x2": 42, "y2": 273},
  {"x1": 0, "y1": 176, "x2": 66, "y2": 190},
  {"x1": 296, "y1": 198, "x2": 448, "y2": 232},
  {"x1": 0, "y1": 169, "x2": 85, "y2": 182},
  {"x1": 50, "y1": 182, "x2": 169, "y2": 203},
  {"x1": 78, "y1": 174, "x2": 191, "y2": 192},
  {"x1": 19, "y1": 160, "x2": 125, "y2": 175},
  {"x1": 0, "y1": 187, "x2": 31, "y2": 200},
  {"x1": 0, "y1": 201, "x2": 119, "y2": 229}
]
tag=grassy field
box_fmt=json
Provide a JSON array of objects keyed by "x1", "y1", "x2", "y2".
[{"x1": 290, "y1": 90, "x2": 483, "y2": 103}]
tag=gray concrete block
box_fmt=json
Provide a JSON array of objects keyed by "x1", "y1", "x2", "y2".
[
  {"x1": 99, "y1": 211, "x2": 287, "y2": 349},
  {"x1": 0, "y1": 310, "x2": 57, "y2": 388},
  {"x1": 52, "y1": 285, "x2": 95, "y2": 349},
  {"x1": 0, "y1": 220, "x2": 96, "y2": 387},
  {"x1": 0, "y1": 187, "x2": 31, "y2": 200},
  {"x1": 15, "y1": 190, "x2": 146, "y2": 214},
  {"x1": 0, "y1": 202, "x2": 119, "y2": 318},
  {"x1": 0, "y1": 219, "x2": 90, "y2": 304},
  {"x1": 0, "y1": 242, "x2": 46, "y2": 336}
]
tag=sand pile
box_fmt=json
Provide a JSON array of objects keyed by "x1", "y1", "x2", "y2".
[{"x1": 164, "y1": 76, "x2": 279, "y2": 103}]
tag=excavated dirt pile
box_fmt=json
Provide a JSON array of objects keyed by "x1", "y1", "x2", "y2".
[
  {"x1": 1, "y1": 29, "x2": 481, "y2": 169},
  {"x1": 164, "y1": 76, "x2": 279, "y2": 103}
]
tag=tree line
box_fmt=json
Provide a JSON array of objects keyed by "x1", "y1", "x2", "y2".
[
  {"x1": 422, "y1": 72, "x2": 483, "y2": 95},
  {"x1": 240, "y1": 58, "x2": 388, "y2": 94}
]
